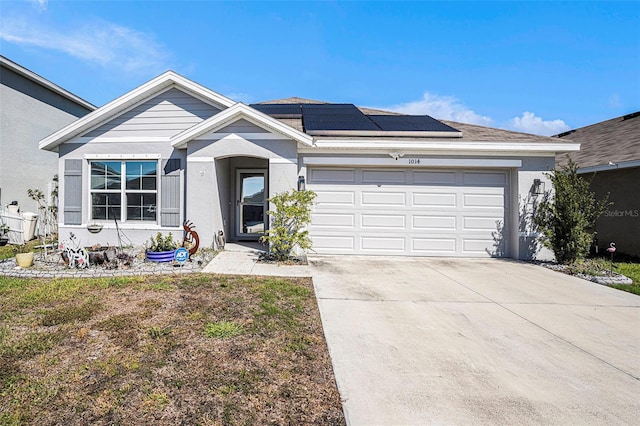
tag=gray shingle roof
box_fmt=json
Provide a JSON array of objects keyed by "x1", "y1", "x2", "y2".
[
  {"x1": 555, "y1": 112, "x2": 640, "y2": 168},
  {"x1": 258, "y1": 97, "x2": 567, "y2": 143}
]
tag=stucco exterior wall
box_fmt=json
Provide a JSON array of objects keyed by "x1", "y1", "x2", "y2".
[
  {"x1": 515, "y1": 156, "x2": 555, "y2": 261},
  {"x1": 185, "y1": 135, "x2": 299, "y2": 247},
  {"x1": 57, "y1": 140, "x2": 185, "y2": 247},
  {"x1": 0, "y1": 76, "x2": 91, "y2": 213},
  {"x1": 587, "y1": 167, "x2": 640, "y2": 257}
]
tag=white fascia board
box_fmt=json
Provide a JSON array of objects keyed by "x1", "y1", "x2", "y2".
[
  {"x1": 578, "y1": 159, "x2": 640, "y2": 174},
  {"x1": 303, "y1": 157, "x2": 522, "y2": 168},
  {"x1": 39, "y1": 71, "x2": 235, "y2": 152},
  {"x1": 307, "y1": 130, "x2": 463, "y2": 138},
  {"x1": 171, "y1": 103, "x2": 313, "y2": 148},
  {"x1": 75, "y1": 136, "x2": 171, "y2": 144},
  {"x1": 84, "y1": 153, "x2": 162, "y2": 160},
  {"x1": 311, "y1": 139, "x2": 580, "y2": 153}
]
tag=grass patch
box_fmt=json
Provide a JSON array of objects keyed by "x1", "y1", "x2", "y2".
[
  {"x1": 611, "y1": 262, "x2": 640, "y2": 294},
  {"x1": 204, "y1": 321, "x2": 244, "y2": 339},
  {"x1": 557, "y1": 257, "x2": 640, "y2": 296},
  {"x1": 40, "y1": 300, "x2": 102, "y2": 326},
  {"x1": 0, "y1": 273, "x2": 344, "y2": 424}
]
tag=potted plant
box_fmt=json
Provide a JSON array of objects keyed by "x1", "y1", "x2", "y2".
[
  {"x1": 146, "y1": 232, "x2": 178, "y2": 262},
  {"x1": 0, "y1": 223, "x2": 9, "y2": 246},
  {"x1": 14, "y1": 243, "x2": 35, "y2": 267}
]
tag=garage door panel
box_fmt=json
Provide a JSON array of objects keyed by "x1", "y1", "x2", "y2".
[
  {"x1": 463, "y1": 172, "x2": 506, "y2": 186},
  {"x1": 361, "y1": 236, "x2": 406, "y2": 251},
  {"x1": 361, "y1": 214, "x2": 406, "y2": 229},
  {"x1": 413, "y1": 192, "x2": 457, "y2": 207},
  {"x1": 414, "y1": 171, "x2": 457, "y2": 185},
  {"x1": 307, "y1": 167, "x2": 507, "y2": 257},
  {"x1": 412, "y1": 215, "x2": 457, "y2": 231},
  {"x1": 312, "y1": 213, "x2": 355, "y2": 228},
  {"x1": 361, "y1": 191, "x2": 406, "y2": 206},
  {"x1": 309, "y1": 168, "x2": 355, "y2": 184},
  {"x1": 412, "y1": 238, "x2": 457, "y2": 253},
  {"x1": 315, "y1": 190, "x2": 355, "y2": 206},
  {"x1": 463, "y1": 193, "x2": 504, "y2": 208},
  {"x1": 362, "y1": 170, "x2": 406, "y2": 184}
]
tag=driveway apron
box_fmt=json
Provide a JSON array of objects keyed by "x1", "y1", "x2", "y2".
[{"x1": 309, "y1": 256, "x2": 640, "y2": 425}]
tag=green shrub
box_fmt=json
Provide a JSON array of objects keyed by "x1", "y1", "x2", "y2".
[
  {"x1": 260, "y1": 190, "x2": 316, "y2": 261},
  {"x1": 534, "y1": 159, "x2": 610, "y2": 264}
]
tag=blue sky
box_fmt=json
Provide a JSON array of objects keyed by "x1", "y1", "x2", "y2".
[{"x1": 1, "y1": 0, "x2": 638, "y2": 135}]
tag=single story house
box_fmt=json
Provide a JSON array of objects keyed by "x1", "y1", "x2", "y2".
[
  {"x1": 556, "y1": 112, "x2": 640, "y2": 257},
  {"x1": 39, "y1": 71, "x2": 579, "y2": 259}
]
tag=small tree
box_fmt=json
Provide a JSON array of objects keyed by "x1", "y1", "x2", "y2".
[
  {"x1": 534, "y1": 159, "x2": 610, "y2": 264},
  {"x1": 260, "y1": 189, "x2": 317, "y2": 261}
]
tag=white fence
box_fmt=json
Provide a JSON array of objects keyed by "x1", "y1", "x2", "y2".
[{"x1": 0, "y1": 208, "x2": 24, "y2": 244}]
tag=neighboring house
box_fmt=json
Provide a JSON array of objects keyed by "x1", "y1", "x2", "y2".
[
  {"x1": 39, "y1": 71, "x2": 579, "y2": 259},
  {"x1": 0, "y1": 55, "x2": 95, "y2": 213},
  {"x1": 556, "y1": 112, "x2": 640, "y2": 257}
]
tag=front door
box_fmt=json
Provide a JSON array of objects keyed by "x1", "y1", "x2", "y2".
[{"x1": 236, "y1": 169, "x2": 267, "y2": 239}]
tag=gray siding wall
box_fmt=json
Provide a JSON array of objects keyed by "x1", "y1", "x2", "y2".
[
  {"x1": 0, "y1": 78, "x2": 91, "y2": 212},
  {"x1": 86, "y1": 88, "x2": 221, "y2": 138},
  {"x1": 216, "y1": 119, "x2": 270, "y2": 134}
]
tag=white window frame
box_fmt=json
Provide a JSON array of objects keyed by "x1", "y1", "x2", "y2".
[{"x1": 88, "y1": 159, "x2": 160, "y2": 224}]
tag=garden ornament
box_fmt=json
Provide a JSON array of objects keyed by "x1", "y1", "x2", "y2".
[
  {"x1": 182, "y1": 220, "x2": 200, "y2": 256},
  {"x1": 216, "y1": 230, "x2": 226, "y2": 250},
  {"x1": 607, "y1": 242, "x2": 616, "y2": 276},
  {"x1": 59, "y1": 233, "x2": 89, "y2": 269}
]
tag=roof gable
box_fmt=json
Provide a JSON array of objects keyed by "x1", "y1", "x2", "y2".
[
  {"x1": 39, "y1": 71, "x2": 235, "y2": 151},
  {"x1": 171, "y1": 103, "x2": 314, "y2": 148}
]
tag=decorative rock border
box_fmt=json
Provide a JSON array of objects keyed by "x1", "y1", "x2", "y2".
[
  {"x1": 541, "y1": 263, "x2": 634, "y2": 286},
  {"x1": 0, "y1": 247, "x2": 216, "y2": 279}
]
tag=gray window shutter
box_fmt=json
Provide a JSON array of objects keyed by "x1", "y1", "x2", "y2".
[
  {"x1": 63, "y1": 159, "x2": 82, "y2": 225},
  {"x1": 161, "y1": 159, "x2": 181, "y2": 227}
]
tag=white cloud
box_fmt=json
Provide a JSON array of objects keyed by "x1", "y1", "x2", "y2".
[
  {"x1": 509, "y1": 112, "x2": 570, "y2": 136},
  {"x1": 0, "y1": 17, "x2": 171, "y2": 74},
  {"x1": 381, "y1": 92, "x2": 493, "y2": 126},
  {"x1": 27, "y1": 0, "x2": 48, "y2": 11}
]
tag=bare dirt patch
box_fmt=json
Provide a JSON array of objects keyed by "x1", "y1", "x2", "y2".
[{"x1": 0, "y1": 274, "x2": 345, "y2": 425}]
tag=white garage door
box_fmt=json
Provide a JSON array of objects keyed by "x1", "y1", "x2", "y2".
[{"x1": 307, "y1": 168, "x2": 508, "y2": 257}]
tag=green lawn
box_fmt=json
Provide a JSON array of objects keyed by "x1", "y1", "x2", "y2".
[
  {"x1": 611, "y1": 262, "x2": 640, "y2": 295},
  {"x1": 0, "y1": 274, "x2": 345, "y2": 425}
]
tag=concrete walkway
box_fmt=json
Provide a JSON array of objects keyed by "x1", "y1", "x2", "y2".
[
  {"x1": 311, "y1": 256, "x2": 640, "y2": 425},
  {"x1": 201, "y1": 243, "x2": 310, "y2": 277}
]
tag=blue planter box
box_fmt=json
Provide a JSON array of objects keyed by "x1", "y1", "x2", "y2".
[{"x1": 146, "y1": 250, "x2": 176, "y2": 263}]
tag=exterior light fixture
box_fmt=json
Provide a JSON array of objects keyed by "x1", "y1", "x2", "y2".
[
  {"x1": 533, "y1": 178, "x2": 545, "y2": 195},
  {"x1": 297, "y1": 176, "x2": 306, "y2": 191}
]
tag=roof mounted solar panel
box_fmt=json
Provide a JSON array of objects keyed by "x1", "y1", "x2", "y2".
[
  {"x1": 367, "y1": 115, "x2": 460, "y2": 133},
  {"x1": 250, "y1": 104, "x2": 302, "y2": 118},
  {"x1": 302, "y1": 104, "x2": 380, "y2": 133}
]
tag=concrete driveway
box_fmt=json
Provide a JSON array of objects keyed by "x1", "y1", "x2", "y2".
[{"x1": 309, "y1": 256, "x2": 640, "y2": 425}]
